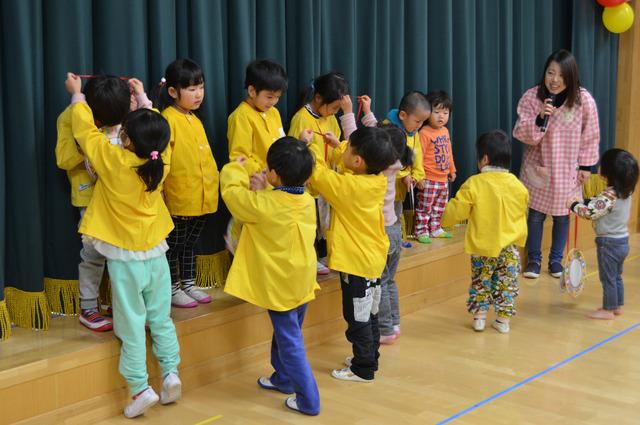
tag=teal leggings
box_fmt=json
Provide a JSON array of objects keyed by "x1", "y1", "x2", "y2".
[{"x1": 108, "y1": 255, "x2": 180, "y2": 395}]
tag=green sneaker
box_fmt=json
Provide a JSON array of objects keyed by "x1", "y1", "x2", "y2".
[
  {"x1": 432, "y1": 229, "x2": 452, "y2": 238},
  {"x1": 417, "y1": 235, "x2": 432, "y2": 244}
]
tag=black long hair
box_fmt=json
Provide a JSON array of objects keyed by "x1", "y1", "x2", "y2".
[
  {"x1": 536, "y1": 49, "x2": 581, "y2": 108},
  {"x1": 122, "y1": 109, "x2": 171, "y2": 192},
  {"x1": 377, "y1": 122, "x2": 414, "y2": 168},
  {"x1": 151, "y1": 58, "x2": 204, "y2": 111},
  {"x1": 600, "y1": 148, "x2": 639, "y2": 199}
]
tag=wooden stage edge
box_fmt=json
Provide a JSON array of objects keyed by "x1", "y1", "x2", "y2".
[{"x1": 1, "y1": 220, "x2": 596, "y2": 425}]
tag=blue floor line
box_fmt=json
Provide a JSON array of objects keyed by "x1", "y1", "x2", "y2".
[{"x1": 436, "y1": 321, "x2": 640, "y2": 425}]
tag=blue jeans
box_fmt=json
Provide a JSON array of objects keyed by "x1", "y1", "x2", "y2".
[
  {"x1": 526, "y1": 208, "x2": 569, "y2": 266},
  {"x1": 378, "y1": 225, "x2": 402, "y2": 336},
  {"x1": 268, "y1": 304, "x2": 320, "y2": 415},
  {"x1": 596, "y1": 237, "x2": 629, "y2": 310}
]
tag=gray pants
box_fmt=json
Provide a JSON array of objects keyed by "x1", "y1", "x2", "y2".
[
  {"x1": 378, "y1": 224, "x2": 402, "y2": 336},
  {"x1": 78, "y1": 208, "x2": 106, "y2": 310}
]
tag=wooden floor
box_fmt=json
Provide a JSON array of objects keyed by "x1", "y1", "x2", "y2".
[{"x1": 91, "y1": 234, "x2": 640, "y2": 425}]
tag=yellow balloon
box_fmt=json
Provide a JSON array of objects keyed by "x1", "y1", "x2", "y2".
[{"x1": 603, "y1": 3, "x2": 634, "y2": 33}]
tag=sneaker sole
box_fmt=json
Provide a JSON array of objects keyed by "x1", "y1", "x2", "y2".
[
  {"x1": 171, "y1": 301, "x2": 198, "y2": 308},
  {"x1": 124, "y1": 395, "x2": 159, "y2": 418},
  {"x1": 160, "y1": 382, "x2": 182, "y2": 405},
  {"x1": 79, "y1": 318, "x2": 113, "y2": 332},
  {"x1": 257, "y1": 378, "x2": 294, "y2": 394},
  {"x1": 330, "y1": 370, "x2": 374, "y2": 383},
  {"x1": 550, "y1": 272, "x2": 562, "y2": 278},
  {"x1": 523, "y1": 272, "x2": 540, "y2": 279},
  {"x1": 284, "y1": 398, "x2": 319, "y2": 416}
]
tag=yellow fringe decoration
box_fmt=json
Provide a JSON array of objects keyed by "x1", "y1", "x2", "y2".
[
  {"x1": 583, "y1": 174, "x2": 607, "y2": 199},
  {"x1": 196, "y1": 250, "x2": 231, "y2": 288},
  {"x1": 4, "y1": 287, "x2": 50, "y2": 330},
  {"x1": 0, "y1": 300, "x2": 11, "y2": 341},
  {"x1": 44, "y1": 278, "x2": 80, "y2": 315}
]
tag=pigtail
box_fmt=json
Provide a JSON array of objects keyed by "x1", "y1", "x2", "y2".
[
  {"x1": 136, "y1": 154, "x2": 165, "y2": 192},
  {"x1": 149, "y1": 77, "x2": 173, "y2": 111}
]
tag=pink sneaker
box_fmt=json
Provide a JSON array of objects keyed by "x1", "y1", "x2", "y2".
[
  {"x1": 379, "y1": 334, "x2": 397, "y2": 345},
  {"x1": 393, "y1": 325, "x2": 401, "y2": 337},
  {"x1": 317, "y1": 261, "x2": 330, "y2": 275}
]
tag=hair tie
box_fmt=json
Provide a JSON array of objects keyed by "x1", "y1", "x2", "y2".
[
  {"x1": 150, "y1": 151, "x2": 159, "y2": 160},
  {"x1": 159, "y1": 77, "x2": 166, "y2": 87}
]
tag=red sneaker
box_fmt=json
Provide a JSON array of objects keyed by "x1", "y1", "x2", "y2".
[{"x1": 79, "y1": 309, "x2": 113, "y2": 332}]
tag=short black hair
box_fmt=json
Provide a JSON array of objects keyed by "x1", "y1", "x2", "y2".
[
  {"x1": 312, "y1": 71, "x2": 349, "y2": 104},
  {"x1": 266, "y1": 137, "x2": 314, "y2": 186},
  {"x1": 398, "y1": 91, "x2": 430, "y2": 115},
  {"x1": 600, "y1": 148, "x2": 639, "y2": 199},
  {"x1": 425, "y1": 90, "x2": 453, "y2": 112},
  {"x1": 123, "y1": 109, "x2": 171, "y2": 192},
  {"x1": 377, "y1": 122, "x2": 414, "y2": 168},
  {"x1": 349, "y1": 127, "x2": 397, "y2": 174},
  {"x1": 83, "y1": 76, "x2": 130, "y2": 126},
  {"x1": 476, "y1": 129, "x2": 511, "y2": 169},
  {"x1": 244, "y1": 59, "x2": 288, "y2": 93}
]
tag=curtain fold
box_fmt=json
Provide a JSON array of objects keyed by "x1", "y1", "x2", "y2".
[{"x1": 0, "y1": 0, "x2": 619, "y2": 338}]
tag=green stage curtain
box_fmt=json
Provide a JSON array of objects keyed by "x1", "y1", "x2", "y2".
[{"x1": 0, "y1": 0, "x2": 618, "y2": 338}]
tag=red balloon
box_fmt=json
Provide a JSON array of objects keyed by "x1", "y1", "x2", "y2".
[{"x1": 597, "y1": 0, "x2": 625, "y2": 7}]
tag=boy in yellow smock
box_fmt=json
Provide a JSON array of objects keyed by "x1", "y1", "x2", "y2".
[
  {"x1": 306, "y1": 127, "x2": 396, "y2": 383},
  {"x1": 220, "y1": 137, "x2": 320, "y2": 416},
  {"x1": 442, "y1": 130, "x2": 529, "y2": 334}
]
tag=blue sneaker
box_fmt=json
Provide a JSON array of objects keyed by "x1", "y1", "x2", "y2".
[
  {"x1": 549, "y1": 262, "x2": 563, "y2": 278},
  {"x1": 523, "y1": 262, "x2": 541, "y2": 279}
]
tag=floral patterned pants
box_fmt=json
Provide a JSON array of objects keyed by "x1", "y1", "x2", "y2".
[{"x1": 467, "y1": 245, "x2": 520, "y2": 318}]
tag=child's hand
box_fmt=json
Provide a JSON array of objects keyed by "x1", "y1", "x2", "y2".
[
  {"x1": 249, "y1": 171, "x2": 268, "y2": 191},
  {"x1": 65, "y1": 73, "x2": 82, "y2": 95},
  {"x1": 402, "y1": 175, "x2": 415, "y2": 189},
  {"x1": 416, "y1": 179, "x2": 426, "y2": 190},
  {"x1": 128, "y1": 78, "x2": 145, "y2": 95},
  {"x1": 577, "y1": 170, "x2": 591, "y2": 185},
  {"x1": 566, "y1": 196, "x2": 581, "y2": 209},
  {"x1": 299, "y1": 129, "x2": 314, "y2": 144},
  {"x1": 322, "y1": 131, "x2": 340, "y2": 148},
  {"x1": 449, "y1": 173, "x2": 456, "y2": 183},
  {"x1": 339, "y1": 95, "x2": 353, "y2": 114},
  {"x1": 358, "y1": 95, "x2": 372, "y2": 115}
]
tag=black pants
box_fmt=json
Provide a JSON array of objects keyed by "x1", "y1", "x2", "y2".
[
  {"x1": 166, "y1": 215, "x2": 207, "y2": 287},
  {"x1": 340, "y1": 273, "x2": 381, "y2": 380}
]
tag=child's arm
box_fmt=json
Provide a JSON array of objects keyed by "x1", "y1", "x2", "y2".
[
  {"x1": 308, "y1": 159, "x2": 350, "y2": 209},
  {"x1": 228, "y1": 111, "x2": 263, "y2": 175},
  {"x1": 65, "y1": 73, "x2": 120, "y2": 177},
  {"x1": 220, "y1": 160, "x2": 264, "y2": 223},
  {"x1": 569, "y1": 188, "x2": 616, "y2": 221},
  {"x1": 339, "y1": 95, "x2": 378, "y2": 141},
  {"x1": 411, "y1": 134, "x2": 425, "y2": 184},
  {"x1": 447, "y1": 134, "x2": 457, "y2": 182},
  {"x1": 577, "y1": 91, "x2": 600, "y2": 183},
  {"x1": 55, "y1": 106, "x2": 85, "y2": 170},
  {"x1": 441, "y1": 180, "x2": 474, "y2": 227},
  {"x1": 512, "y1": 90, "x2": 546, "y2": 146},
  {"x1": 128, "y1": 78, "x2": 153, "y2": 110}
]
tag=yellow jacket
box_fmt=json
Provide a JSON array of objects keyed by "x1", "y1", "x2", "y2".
[
  {"x1": 227, "y1": 101, "x2": 285, "y2": 175},
  {"x1": 162, "y1": 106, "x2": 219, "y2": 216},
  {"x1": 441, "y1": 169, "x2": 529, "y2": 257},
  {"x1": 71, "y1": 102, "x2": 174, "y2": 251},
  {"x1": 220, "y1": 161, "x2": 320, "y2": 311},
  {"x1": 288, "y1": 107, "x2": 345, "y2": 195},
  {"x1": 309, "y1": 163, "x2": 389, "y2": 278},
  {"x1": 55, "y1": 106, "x2": 94, "y2": 207}
]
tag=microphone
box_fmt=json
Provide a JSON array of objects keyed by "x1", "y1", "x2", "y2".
[{"x1": 540, "y1": 94, "x2": 556, "y2": 132}]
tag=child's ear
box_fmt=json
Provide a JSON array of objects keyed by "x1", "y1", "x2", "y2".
[
  {"x1": 398, "y1": 110, "x2": 407, "y2": 121},
  {"x1": 168, "y1": 86, "x2": 178, "y2": 99},
  {"x1": 247, "y1": 85, "x2": 257, "y2": 98}
]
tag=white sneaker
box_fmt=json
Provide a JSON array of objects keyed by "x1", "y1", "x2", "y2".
[
  {"x1": 171, "y1": 289, "x2": 198, "y2": 308},
  {"x1": 160, "y1": 373, "x2": 182, "y2": 405},
  {"x1": 124, "y1": 387, "x2": 159, "y2": 418},
  {"x1": 183, "y1": 286, "x2": 212, "y2": 304},
  {"x1": 492, "y1": 320, "x2": 510, "y2": 334},
  {"x1": 473, "y1": 318, "x2": 486, "y2": 332},
  {"x1": 317, "y1": 261, "x2": 330, "y2": 275},
  {"x1": 344, "y1": 356, "x2": 353, "y2": 367},
  {"x1": 331, "y1": 367, "x2": 373, "y2": 382}
]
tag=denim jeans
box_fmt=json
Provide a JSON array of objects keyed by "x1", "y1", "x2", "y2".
[
  {"x1": 526, "y1": 208, "x2": 569, "y2": 266},
  {"x1": 596, "y1": 237, "x2": 629, "y2": 310},
  {"x1": 378, "y1": 225, "x2": 402, "y2": 336}
]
